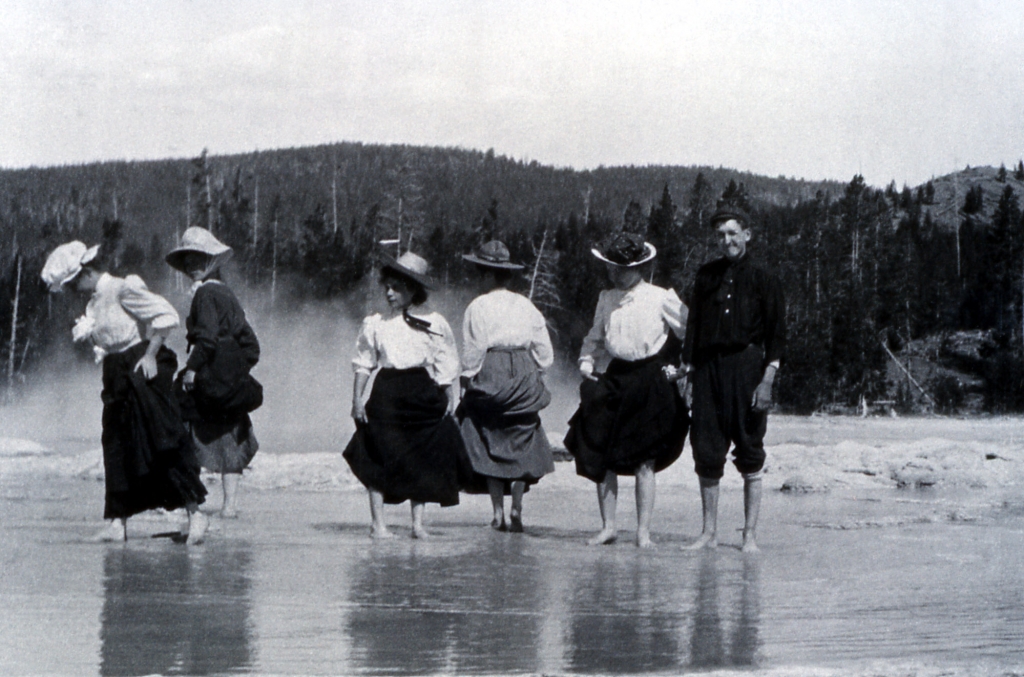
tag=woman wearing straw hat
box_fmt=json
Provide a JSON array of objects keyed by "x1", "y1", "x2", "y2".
[
  {"x1": 459, "y1": 240, "x2": 555, "y2": 533},
  {"x1": 41, "y1": 242, "x2": 208, "y2": 543},
  {"x1": 343, "y1": 251, "x2": 467, "y2": 539},
  {"x1": 564, "y1": 232, "x2": 689, "y2": 548},
  {"x1": 166, "y1": 227, "x2": 261, "y2": 519}
]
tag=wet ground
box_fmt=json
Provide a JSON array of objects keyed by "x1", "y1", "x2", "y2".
[{"x1": 2, "y1": 466, "x2": 1024, "y2": 676}]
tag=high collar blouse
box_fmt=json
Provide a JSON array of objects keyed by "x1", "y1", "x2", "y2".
[
  {"x1": 77, "y1": 273, "x2": 180, "y2": 361},
  {"x1": 352, "y1": 310, "x2": 460, "y2": 386},
  {"x1": 460, "y1": 289, "x2": 554, "y2": 379},
  {"x1": 579, "y1": 280, "x2": 687, "y2": 371}
]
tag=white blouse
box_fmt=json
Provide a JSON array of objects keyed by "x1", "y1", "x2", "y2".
[
  {"x1": 579, "y1": 280, "x2": 687, "y2": 372},
  {"x1": 352, "y1": 311, "x2": 460, "y2": 385},
  {"x1": 461, "y1": 289, "x2": 554, "y2": 378},
  {"x1": 74, "y1": 273, "x2": 180, "y2": 362}
]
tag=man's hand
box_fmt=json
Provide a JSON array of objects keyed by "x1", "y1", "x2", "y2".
[
  {"x1": 751, "y1": 365, "x2": 777, "y2": 413},
  {"x1": 134, "y1": 354, "x2": 158, "y2": 380}
]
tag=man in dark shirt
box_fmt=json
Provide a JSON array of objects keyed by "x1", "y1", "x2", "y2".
[{"x1": 681, "y1": 206, "x2": 785, "y2": 552}]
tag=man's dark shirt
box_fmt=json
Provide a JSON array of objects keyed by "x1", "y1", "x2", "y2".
[{"x1": 682, "y1": 254, "x2": 786, "y2": 366}]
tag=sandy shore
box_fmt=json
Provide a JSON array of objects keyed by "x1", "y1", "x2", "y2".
[{"x1": 2, "y1": 415, "x2": 1024, "y2": 675}]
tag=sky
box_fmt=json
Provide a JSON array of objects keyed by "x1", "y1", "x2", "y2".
[{"x1": 1, "y1": 0, "x2": 1022, "y2": 187}]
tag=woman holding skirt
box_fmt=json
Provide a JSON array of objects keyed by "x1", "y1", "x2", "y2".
[
  {"x1": 41, "y1": 242, "x2": 208, "y2": 543},
  {"x1": 564, "y1": 232, "x2": 689, "y2": 548},
  {"x1": 343, "y1": 251, "x2": 467, "y2": 539},
  {"x1": 459, "y1": 240, "x2": 555, "y2": 533},
  {"x1": 166, "y1": 227, "x2": 261, "y2": 519}
]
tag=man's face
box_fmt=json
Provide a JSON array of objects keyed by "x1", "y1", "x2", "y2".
[{"x1": 716, "y1": 219, "x2": 751, "y2": 261}]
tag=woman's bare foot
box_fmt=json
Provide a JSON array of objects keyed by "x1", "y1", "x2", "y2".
[
  {"x1": 411, "y1": 525, "x2": 431, "y2": 539},
  {"x1": 587, "y1": 528, "x2": 617, "y2": 546},
  {"x1": 187, "y1": 512, "x2": 209, "y2": 545},
  {"x1": 491, "y1": 518, "x2": 507, "y2": 531},
  {"x1": 741, "y1": 531, "x2": 759, "y2": 553},
  {"x1": 683, "y1": 532, "x2": 717, "y2": 550},
  {"x1": 370, "y1": 525, "x2": 396, "y2": 539},
  {"x1": 636, "y1": 530, "x2": 654, "y2": 548},
  {"x1": 93, "y1": 520, "x2": 126, "y2": 543},
  {"x1": 219, "y1": 508, "x2": 239, "y2": 519},
  {"x1": 509, "y1": 515, "x2": 523, "y2": 533}
]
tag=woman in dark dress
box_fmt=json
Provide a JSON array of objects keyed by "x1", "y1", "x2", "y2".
[
  {"x1": 564, "y1": 232, "x2": 689, "y2": 548},
  {"x1": 458, "y1": 241, "x2": 555, "y2": 532},
  {"x1": 343, "y1": 251, "x2": 467, "y2": 539},
  {"x1": 166, "y1": 227, "x2": 261, "y2": 519},
  {"x1": 41, "y1": 241, "x2": 208, "y2": 543}
]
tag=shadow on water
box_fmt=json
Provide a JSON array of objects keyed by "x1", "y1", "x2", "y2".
[
  {"x1": 99, "y1": 543, "x2": 255, "y2": 677},
  {"x1": 345, "y1": 538, "x2": 545, "y2": 675}
]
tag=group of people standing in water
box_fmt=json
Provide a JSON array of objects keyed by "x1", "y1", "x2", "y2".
[{"x1": 41, "y1": 204, "x2": 784, "y2": 552}]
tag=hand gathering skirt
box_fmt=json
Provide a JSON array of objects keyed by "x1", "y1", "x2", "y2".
[
  {"x1": 458, "y1": 347, "x2": 555, "y2": 493},
  {"x1": 564, "y1": 353, "x2": 689, "y2": 483},
  {"x1": 343, "y1": 368, "x2": 470, "y2": 506},
  {"x1": 189, "y1": 415, "x2": 259, "y2": 474},
  {"x1": 101, "y1": 342, "x2": 207, "y2": 519}
]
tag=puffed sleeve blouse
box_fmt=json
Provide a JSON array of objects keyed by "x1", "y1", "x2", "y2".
[
  {"x1": 352, "y1": 311, "x2": 460, "y2": 386},
  {"x1": 461, "y1": 289, "x2": 554, "y2": 379},
  {"x1": 78, "y1": 273, "x2": 180, "y2": 361}
]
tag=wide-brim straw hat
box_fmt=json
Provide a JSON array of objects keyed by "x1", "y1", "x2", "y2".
[
  {"x1": 41, "y1": 241, "x2": 100, "y2": 292},
  {"x1": 591, "y1": 232, "x2": 657, "y2": 267},
  {"x1": 165, "y1": 227, "x2": 233, "y2": 272},
  {"x1": 462, "y1": 240, "x2": 525, "y2": 271},
  {"x1": 379, "y1": 251, "x2": 435, "y2": 290}
]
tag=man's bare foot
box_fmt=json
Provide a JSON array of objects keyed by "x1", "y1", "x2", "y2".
[
  {"x1": 587, "y1": 528, "x2": 617, "y2": 546},
  {"x1": 741, "y1": 534, "x2": 759, "y2": 553},
  {"x1": 370, "y1": 526, "x2": 396, "y2": 540},
  {"x1": 411, "y1": 525, "x2": 431, "y2": 539},
  {"x1": 187, "y1": 512, "x2": 209, "y2": 545},
  {"x1": 683, "y1": 533, "x2": 717, "y2": 550},
  {"x1": 636, "y1": 531, "x2": 654, "y2": 548},
  {"x1": 92, "y1": 521, "x2": 126, "y2": 543}
]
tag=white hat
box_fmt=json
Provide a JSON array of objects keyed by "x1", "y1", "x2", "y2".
[
  {"x1": 41, "y1": 241, "x2": 100, "y2": 292},
  {"x1": 165, "y1": 227, "x2": 232, "y2": 271}
]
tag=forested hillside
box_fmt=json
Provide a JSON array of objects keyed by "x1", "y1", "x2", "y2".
[{"x1": 1, "y1": 143, "x2": 1022, "y2": 413}]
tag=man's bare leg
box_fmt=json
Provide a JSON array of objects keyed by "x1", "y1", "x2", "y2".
[
  {"x1": 509, "y1": 481, "x2": 525, "y2": 532},
  {"x1": 685, "y1": 476, "x2": 719, "y2": 549},
  {"x1": 487, "y1": 478, "x2": 506, "y2": 530},
  {"x1": 368, "y1": 489, "x2": 394, "y2": 539},
  {"x1": 635, "y1": 460, "x2": 656, "y2": 548},
  {"x1": 411, "y1": 501, "x2": 430, "y2": 539},
  {"x1": 588, "y1": 471, "x2": 618, "y2": 545},
  {"x1": 742, "y1": 473, "x2": 762, "y2": 553}
]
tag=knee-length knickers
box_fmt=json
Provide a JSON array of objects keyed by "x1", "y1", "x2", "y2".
[
  {"x1": 564, "y1": 353, "x2": 689, "y2": 483},
  {"x1": 458, "y1": 347, "x2": 555, "y2": 492},
  {"x1": 690, "y1": 344, "x2": 767, "y2": 479},
  {"x1": 343, "y1": 367, "x2": 470, "y2": 506},
  {"x1": 101, "y1": 342, "x2": 207, "y2": 519}
]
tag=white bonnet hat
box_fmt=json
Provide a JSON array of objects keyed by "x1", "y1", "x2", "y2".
[{"x1": 41, "y1": 241, "x2": 100, "y2": 292}]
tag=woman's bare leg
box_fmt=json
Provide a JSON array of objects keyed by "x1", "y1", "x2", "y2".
[
  {"x1": 587, "y1": 471, "x2": 618, "y2": 545},
  {"x1": 509, "y1": 481, "x2": 525, "y2": 532},
  {"x1": 635, "y1": 460, "x2": 656, "y2": 548},
  {"x1": 220, "y1": 473, "x2": 240, "y2": 518},
  {"x1": 94, "y1": 518, "x2": 127, "y2": 542},
  {"x1": 487, "y1": 477, "x2": 506, "y2": 530},
  {"x1": 186, "y1": 503, "x2": 208, "y2": 545},
  {"x1": 368, "y1": 489, "x2": 394, "y2": 539},
  {"x1": 411, "y1": 501, "x2": 430, "y2": 539}
]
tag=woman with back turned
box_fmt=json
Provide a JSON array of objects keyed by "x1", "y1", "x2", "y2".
[
  {"x1": 343, "y1": 251, "x2": 468, "y2": 539},
  {"x1": 42, "y1": 242, "x2": 208, "y2": 543}
]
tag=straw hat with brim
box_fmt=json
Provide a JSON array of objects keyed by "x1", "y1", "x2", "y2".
[
  {"x1": 462, "y1": 240, "x2": 525, "y2": 271},
  {"x1": 380, "y1": 251, "x2": 435, "y2": 290},
  {"x1": 166, "y1": 227, "x2": 233, "y2": 272},
  {"x1": 710, "y1": 206, "x2": 750, "y2": 228},
  {"x1": 591, "y1": 232, "x2": 657, "y2": 267},
  {"x1": 41, "y1": 241, "x2": 100, "y2": 292}
]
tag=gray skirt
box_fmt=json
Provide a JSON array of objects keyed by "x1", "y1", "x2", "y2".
[
  {"x1": 458, "y1": 347, "x2": 554, "y2": 489},
  {"x1": 190, "y1": 416, "x2": 259, "y2": 474}
]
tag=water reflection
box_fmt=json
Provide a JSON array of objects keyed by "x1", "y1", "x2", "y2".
[
  {"x1": 346, "y1": 539, "x2": 544, "y2": 674},
  {"x1": 690, "y1": 553, "x2": 761, "y2": 669},
  {"x1": 100, "y1": 543, "x2": 254, "y2": 676},
  {"x1": 567, "y1": 556, "x2": 683, "y2": 673}
]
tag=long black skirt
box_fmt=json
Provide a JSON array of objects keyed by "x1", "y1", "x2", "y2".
[
  {"x1": 343, "y1": 368, "x2": 470, "y2": 507},
  {"x1": 101, "y1": 342, "x2": 207, "y2": 519},
  {"x1": 564, "y1": 353, "x2": 689, "y2": 483},
  {"x1": 458, "y1": 347, "x2": 554, "y2": 492}
]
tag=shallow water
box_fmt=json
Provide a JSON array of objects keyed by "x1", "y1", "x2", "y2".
[{"x1": 2, "y1": 476, "x2": 1023, "y2": 675}]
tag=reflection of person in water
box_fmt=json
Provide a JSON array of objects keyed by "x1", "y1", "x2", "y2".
[
  {"x1": 99, "y1": 545, "x2": 253, "y2": 676},
  {"x1": 688, "y1": 553, "x2": 762, "y2": 668},
  {"x1": 567, "y1": 557, "x2": 682, "y2": 672},
  {"x1": 346, "y1": 541, "x2": 544, "y2": 674}
]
